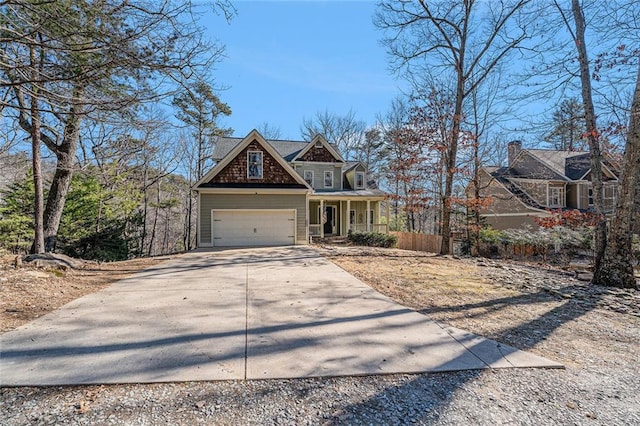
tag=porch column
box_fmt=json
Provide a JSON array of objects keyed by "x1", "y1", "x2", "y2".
[
  {"x1": 366, "y1": 199, "x2": 371, "y2": 232},
  {"x1": 386, "y1": 199, "x2": 390, "y2": 234},
  {"x1": 346, "y1": 199, "x2": 351, "y2": 233},
  {"x1": 320, "y1": 199, "x2": 324, "y2": 238}
]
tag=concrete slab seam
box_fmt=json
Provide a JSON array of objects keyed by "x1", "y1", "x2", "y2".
[{"x1": 435, "y1": 320, "x2": 492, "y2": 369}]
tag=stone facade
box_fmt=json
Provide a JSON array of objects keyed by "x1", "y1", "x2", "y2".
[{"x1": 209, "y1": 140, "x2": 301, "y2": 185}]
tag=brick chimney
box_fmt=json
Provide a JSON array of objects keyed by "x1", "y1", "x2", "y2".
[{"x1": 507, "y1": 140, "x2": 522, "y2": 167}]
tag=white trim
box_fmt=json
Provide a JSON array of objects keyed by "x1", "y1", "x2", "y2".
[
  {"x1": 324, "y1": 170, "x2": 334, "y2": 188},
  {"x1": 579, "y1": 163, "x2": 619, "y2": 181},
  {"x1": 355, "y1": 171, "x2": 365, "y2": 189},
  {"x1": 291, "y1": 134, "x2": 346, "y2": 162},
  {"x1": 197, "y1": 188, "x2": 310, "y2": 195},
  {"x1": 194, "y1": 129, "x2": 311, "y2": 189},
  {"x1": 211, "y1": 208, "x2": 297, "y2": 246},
  {"x1": 197, "y1": 191, "x2": 202, "y2": 248},
  {"x1": 303, "y1": 170, "x2": 314, "y2": 187},
  {"x1": 305, "y1": 191, "x2": 310, "y2": 243},
  {"x1": 247, "y1": 150, "x2": 263, "y2": 179},
  {"x1": 309, "y1": 195, "x2": 386, "y2": 201}
]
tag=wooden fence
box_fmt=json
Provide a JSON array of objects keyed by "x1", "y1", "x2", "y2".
[{"x1": 390, "y1": 232, "x2": 453, "y2": 254}]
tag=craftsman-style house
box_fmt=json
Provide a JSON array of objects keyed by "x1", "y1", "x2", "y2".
[
  {"x1": 477, "y1": 141, "x2": 620, "y2": 230},
  {"x1": 194, "y1": 130, "x2": 388, "y2": 247}
]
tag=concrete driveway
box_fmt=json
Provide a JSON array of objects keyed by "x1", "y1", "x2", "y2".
[{"x1": 0, "y1": 246, "x2": 561, "y2": 386}]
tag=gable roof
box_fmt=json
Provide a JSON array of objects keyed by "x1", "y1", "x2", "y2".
[
  {"x1": 213, "y1": 136, "x2": 307, "y2": 161},
  {"x1": 527, "y1": 149, "x2": 588, "y2": 179},
  {"x1": 290, "y1": 134, "x2": 345, "y2": 163},
  {"x1": 195, "y1": 130, "x2": 310, "y2": 189},
  {"x1": 343, "y1": 161, "x2": 365, "y2": 173}
]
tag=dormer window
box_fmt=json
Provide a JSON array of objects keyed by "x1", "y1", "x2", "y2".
[
  {"x1": 355, "y1": 172, "x2": 365, "y2": 189},
  {"x1": 247, "y1": 151, "x2": 263, "y2": 179}
]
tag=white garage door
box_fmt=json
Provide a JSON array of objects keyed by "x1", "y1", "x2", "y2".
[{"x1": 211, "y1": 210, "x2": 296, "y2": 247}]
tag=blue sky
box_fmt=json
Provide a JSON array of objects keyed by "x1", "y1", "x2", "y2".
[{"x1": 206, "y1": 1, "x2": 404, "y2": 140}]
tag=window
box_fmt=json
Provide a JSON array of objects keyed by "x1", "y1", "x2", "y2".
[
  {"x1": 368, "y1": 209, "x2": 374, "y2": 225},
  {"x1": 349, "y1": 210, "x2": 355, "y2": 225},
  {"x1": 304, "y1": 170, "x2": 314, "y2": 186},
  {"x1": 588, "y1": 187, "x2": 594, "y2": 206},
  {"x1": 355, "y1": 172, "x2": 365, "y2": 189},
  {"x1": 604, "y1": 184, "x2": 617, "y2": 211},
  {"x1": 247, "y1": 151, "x2": 263, "y2": 179},
  {"x1": 548, "y1": 186, "x2": 565, "y2": 207},
  {"x1": 315, "y1": 140, "x2": 323, "y2": 148},
  {"x1": 324, "y1": 171, "x2": 333, "y2": 188}
]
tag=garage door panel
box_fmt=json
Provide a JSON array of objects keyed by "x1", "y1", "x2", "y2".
[{"x1": 212, "y1": 210, "x2": 295, "y2": 247}]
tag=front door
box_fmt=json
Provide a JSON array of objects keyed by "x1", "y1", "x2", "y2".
[{"x1": 323, "y1": 205, "x2": 336, "y2": 235}]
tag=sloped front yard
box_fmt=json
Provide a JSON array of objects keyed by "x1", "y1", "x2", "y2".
[
  {"x1": 1, "y1": 247, "x2": 639, "y2": 424},
  {"x1": 326, "y1": 248, "x2": 639, "y2": 365}
]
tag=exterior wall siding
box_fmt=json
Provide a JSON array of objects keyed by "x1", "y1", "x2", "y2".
[
  {"x1": 309, "y1": 200, "x2": 380, "y2": 234},
  {"x1": 484, "y1": 214, "x2": 542, "y2": 230},
  {"x1": 209, "y1": 140, "x2": 300, "y2": 185},
  {"x1": 514, "y1": 180, "x2": 548, "y2": 206},
  {"x1": 481, "y1": 178, "x2": 533, "y2": 215},
  {"x1": 296, "y1": 163, "x2": 342, "y2": 190},
  {"x1": 299, "y1": 144, "x2": 339, "y2": 162},
  {"x1": 200, "y1": 193, "x2": 307, "y2": 245},
  {"x1": 511, "y1": 152, "x2": 564, "y2": 180},
  {"x1": 567, "y1": 183, "x2": 578, "y2": 209},
  {"x1": 344, "y1": 164, "x2": 365, "y2": 190}
]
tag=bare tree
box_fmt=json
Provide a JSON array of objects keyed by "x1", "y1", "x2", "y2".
[
  {"x1": 173, "y1": 80, "x2": 231, "y2": 251},
  {"x1": 593, "y1": 64, "x2": 640, "y2": 288},
  {"x1": 375, "y1": 0, "x2": 536, "y2": 254},
  {"x1": 551, "y1": 0, "x2": 608, "y2": 274},
  {"x1": 257, "y1": 122, "x2": 283, "y2": 140},
  {"x1": 300, "y1": 109, "x2": 366, "y2": 160},
  {"x1": 1, "y1": 0, "x2": 232, "y2": 252}
]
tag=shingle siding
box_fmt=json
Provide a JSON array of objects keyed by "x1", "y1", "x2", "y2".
[{"x1": 209, "y1": 140, "x2": 300, "y2": 185}]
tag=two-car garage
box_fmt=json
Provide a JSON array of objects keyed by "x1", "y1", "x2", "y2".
[
  {"x1": 211, "y1": 209, "x2": 296, "y2": 247},
  {"x1": 198, "y1": 191, "x2": 308, "y2": 247}
]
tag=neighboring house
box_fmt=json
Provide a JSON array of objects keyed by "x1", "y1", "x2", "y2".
[
  {"x1": 194, "y1": 130, "x2": 388, "y2": 247},
  {"x1": 477, "y1": 141, "x2": 620, "y2": 230}
]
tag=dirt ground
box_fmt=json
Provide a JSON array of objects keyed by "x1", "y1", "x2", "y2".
[
  {"x1": 2, "y1": 246, "x2": 637, "y2": 369},
  {"x1": 324, "y1": 246, "x2": 639, "y2": 370},
  {"x1": 1, "y1": 246, "x2": 639, "y2": 424},
  {"x1": 0, "y1": 254, "x2": 168, "y2": 333}
]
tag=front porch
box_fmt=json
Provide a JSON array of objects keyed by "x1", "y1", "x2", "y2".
[{"x1": 308, "y1": 195, "x2": 388, "y2": 239}]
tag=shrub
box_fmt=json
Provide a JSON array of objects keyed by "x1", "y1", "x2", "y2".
[{"x1": 347, "y1": 230, "x2": 397, "y2": 248}]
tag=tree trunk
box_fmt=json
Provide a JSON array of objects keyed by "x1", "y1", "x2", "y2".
[
  {"x1": 440, "y1": 78, "x2": 465, "y2": 255},
  {"x1": 42, "y1": 109, "x2": 82, "y2": 252},
  {"x1": 570, "y1": 0, "x2": 607, "y2": 274},
  {"x1": 29, "y1": 43, "x2": 45, "y2": 254},
  {"x1": 147, "y1": 179, "x2": 161, "y2": 257},
  {"x1": 440, "y1": 3, "x2": 468, "y2": 255},
  {"x1": 593, "y1": 63, "x2": 640, "y2": 289}
]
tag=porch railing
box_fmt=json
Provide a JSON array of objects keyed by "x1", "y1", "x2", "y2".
[{"x1": 309, "y1": 223, "x2": 388, "y2": 237}]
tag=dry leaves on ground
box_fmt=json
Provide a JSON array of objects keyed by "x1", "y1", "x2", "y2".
[{"x1": 0, "y1": 254, "x2": 168, "y2": 333}]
